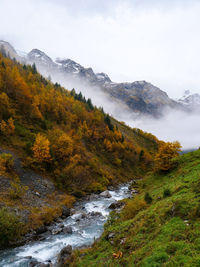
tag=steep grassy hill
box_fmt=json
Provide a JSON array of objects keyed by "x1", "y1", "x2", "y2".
[{"x1": 70, "y1": 149, "x2": 200, "y2": 266}]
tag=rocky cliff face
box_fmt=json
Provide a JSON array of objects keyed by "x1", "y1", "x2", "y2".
[
  {"x1": 0, "y1": 40, "x2": 197, "y2": 117},
  {"x1": 0, "y1": 40, "x2": 19, "y2": 60},
  {"x1": 25, "y1": 48, "x2": 183, "y2": 117}
]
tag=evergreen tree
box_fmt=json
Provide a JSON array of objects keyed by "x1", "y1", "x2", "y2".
[
  {"x1": 1, "y1": 61, "x2": 5, "y2": 69},
  {"x1": 32, "y1": 63, "x2": 37, "y2": 74},
  {"x1": 87, "y1": 98, "x2": 94, "y2": 110},
  {"x1": 77, "y1": 92, "x2": 83, "y2": 101},
  {"x1": 70, "y1": 88, "x2": 76, "y2": 97},
  {"x1": 104, "y1": 114, "x2": 114, "y2": 131}
]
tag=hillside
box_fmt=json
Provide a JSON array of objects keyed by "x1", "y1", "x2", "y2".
[
  {"x1": 70, "y1": 149, "x2": 200, "y2": 266},
  {"x1": 0, "y1": 53, "x2": 159, "y2": 248}
]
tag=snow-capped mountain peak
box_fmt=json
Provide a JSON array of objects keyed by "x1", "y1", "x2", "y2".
[
  {"x1": 179, "y1": 92, "x2": 200, "y2": 106},
  {"x1": 96, "y1": 72, "x2": 111, "y2": 83},
  {"x1": 28, "y1": 49, "x2": 53, "y2": 64}
]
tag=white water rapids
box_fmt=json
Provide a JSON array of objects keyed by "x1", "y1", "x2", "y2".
[{"x1": 0, "y1": 183, "x2": 131, "y2": 267}]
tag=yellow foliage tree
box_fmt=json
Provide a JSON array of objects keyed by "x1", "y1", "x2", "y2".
[
  {"x1": 0, "y1": 120, "x2": 7, "y2": 134},
  {"x1": 82, "y1": 120, "x2": 91, "y2": 137},
  {"x1": 0, "y1": 117, "x2": 15, "y2": 135},
  {"x1": 32, "y1": 133, "x2": 51, "y2": 162},
  {"x1": 52, "y1": 133, "x2": 73, "y2": 162},
  {"x1": 154, "y1": 141, "x2": 181, "y2": 171},
  {"x1": 103, "y1": 139, "x2": 112, "y2": 152},
  {"x1": 0, "y1": 92, "x2": 11, "y2": 120},
  {"x1": 7, "y1": 117, "x2": 15, "y2": 135},
  {"x1": 113, "y1": 129, "x2": 122, "y2": 142}
]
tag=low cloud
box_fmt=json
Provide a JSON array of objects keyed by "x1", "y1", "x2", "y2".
[
  {"x1": 130, "y1": 110, "x2": 200, "y2": 150},
  {"x1": 1, "y1": 0, "x2": 200, "y2": 98},
  {"x1": 51, "y1": 72, "x2": 200, "y2": 150}
]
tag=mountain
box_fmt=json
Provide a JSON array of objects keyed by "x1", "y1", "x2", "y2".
[
  {"x1": 2, "y1": 40, "x2": 200, "y2": 117},
  {"x1": 0, "y1": 40, "x2": 189, "y2": 118},
  {"x1": 0, "y1": 40, "x2": 19, "y2": 60},
  {"x1": 178, "y1": 90, "x2": 200, "y2": 111},
  {"x1": 26, "y1": 48, "x2": 182, "y2": 117},
  {"x1": 103, "y1": 80, "x2": 182, "y2": 116}
]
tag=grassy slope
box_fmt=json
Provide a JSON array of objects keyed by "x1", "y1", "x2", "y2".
[
  {"x1": 71, "y1": 149, "x2": 200, "y2": 267},
  {"x1": 111, "y1": 117, "x2": 158, "y2": 153}
]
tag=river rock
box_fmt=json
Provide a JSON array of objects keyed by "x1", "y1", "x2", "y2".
[
  {"x1": 108, "y1": 202, "x2": 123, "y2": 210},
  {"x1": 100, "y1": 190, "x2": 112, "y2": 198},
  {"x1": 61, "y1": 206, "x2": 71, "y2": 218},
  {"x1": 89, "y1": 194, "x2": 98, "y2": 200},
  {"x1": 81, "y1": 212, "x2": 87, "y2": 218},
  {"x1": 58, "y1": 223, "x2": 65, "y2": 229},
  {"x1": 89, "y1": 211, "x2": 102, "y2": 217},
  {"x1": 106, "y1": 232, "x2": 115, "y2": 241},
  {"x1": 38, "y1": 264, "x2": 52, "y2": 267},
  {"x1": 36, "y1": 225, "x2": 48, "y2": 235},
  {"x1": 120, "y1": 237, "x2": 126, "y2": 245},
  {"x1": 29, "y1": 260, "x2": 39, "y2": 267},
  {"x1": 131, "y1": 189, "x2": 139, "y2": 194},
  {"x1": 54, "y1": 217, "x2": 63, "y2": 223},
  {"x1": 57, "y1": 245, "x2": 72, "y2": 266},
  {"x1": 63, "y1": 226, "x2": 73, "y2": 234},
  {"x1": 52, "y1": 227, "x2": 63, "y2": 235}
]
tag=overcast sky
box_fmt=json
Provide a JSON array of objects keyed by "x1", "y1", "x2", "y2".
[{"x1": 1, "y1": 0, "x2": 200, "y2": 98}]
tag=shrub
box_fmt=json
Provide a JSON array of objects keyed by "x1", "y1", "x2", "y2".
[
  {"x1": 0, "y1": 153, "x2": 14, "y2": 175},
  {"x1": 59, "y1": 194, "x2": 75, "y2": 208},
  {"x1": 144, "y1": 192, "x2": 153, "y2": 204},
  {"x1": 163, "y1": 188, "x2": 171, "y2": 198},
  {"x1": 9, "y1": 180, "x2": 28, "y2": 199},
  {"x1": 154, "y1": 141, "x2": 181, "y2": 172},
  {"x1": 121, "y1": 197, "x2": 147, "y2": 220},
  {"x1": 0, "y1": 208, "x2": 24, "y2": 248},
  {"x1": 32, "y1": 133, "x2": 51, "y2": 163}
]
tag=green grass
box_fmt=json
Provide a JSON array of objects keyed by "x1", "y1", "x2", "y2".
[{"x1": 70, "y1": 149, "x2": 200, "y2": 267}]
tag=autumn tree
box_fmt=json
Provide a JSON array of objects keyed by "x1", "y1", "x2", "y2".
[
  {"x1": 32, "y1": 133, "x2": 51, "y2": 162},
  {"x1": 0, "y1": 92, "x2": 12, "y2": 120},
  {"x1": 7, "y1": 118, "x2": 15, "y2": 135},
  {"x1": 52, "y1": 133, "x2": 73, "y2": 162},
  {"x1": 154, "y1": 141, "x2": 181, "y2": 172},
  {"x1": 0, "y1": 120, "x2": 7, "y2": 135},
  {"x1": 0, "y1": 117, "x2": 15, "y2": 135}
]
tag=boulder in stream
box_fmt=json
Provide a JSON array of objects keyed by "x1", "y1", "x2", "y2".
[
  {"x1": 57, "y1": 245, "x2": 72, "y2": 266},
  {"x1": 100, "y1": 190, "x2": 112, "y2": 198},
  {"x1": 63, "y1": 226, "x2": 73, "y2": 234},
  {"x1": 108, "y1": 201, "x2": 124, "y2": 210},
  {"x1": 29, "y1": 260, "x2": 40, "y2": 267},
  {"x1": 35, "y1": 225, "x2": 48, "y2": 235},
  {"x1": 61, "y1": 206, "x2": 71, "y2": 218},
  {"x1": 52, "y1": 227, "x2": 63, "y2": 235},
  {"x1": 38, "y1": 263, "x2": 52, "y2": 267},
  {"x1": 89, "y1": 211, "x2": 102, "y2": 217}
]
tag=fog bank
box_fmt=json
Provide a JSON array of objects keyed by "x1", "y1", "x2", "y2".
[{"x1": 130, "y1": 110, "x2": 200, "y2": 150}]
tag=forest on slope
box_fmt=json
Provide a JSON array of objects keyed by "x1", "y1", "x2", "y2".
[
  {"x1": 0, "y1": 53, "x2": 159, "y2": 194},
  {"x1": 0, "y1": 53, "x2": 160, "y2": 248}
]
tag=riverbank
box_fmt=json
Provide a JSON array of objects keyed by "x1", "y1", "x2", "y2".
[
  {"x1": 70, "y1": 149, "x2": 200, "y2": 266},
  {"x1": 0, "y1": 182, "x2": 134, "y2": 266}
]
